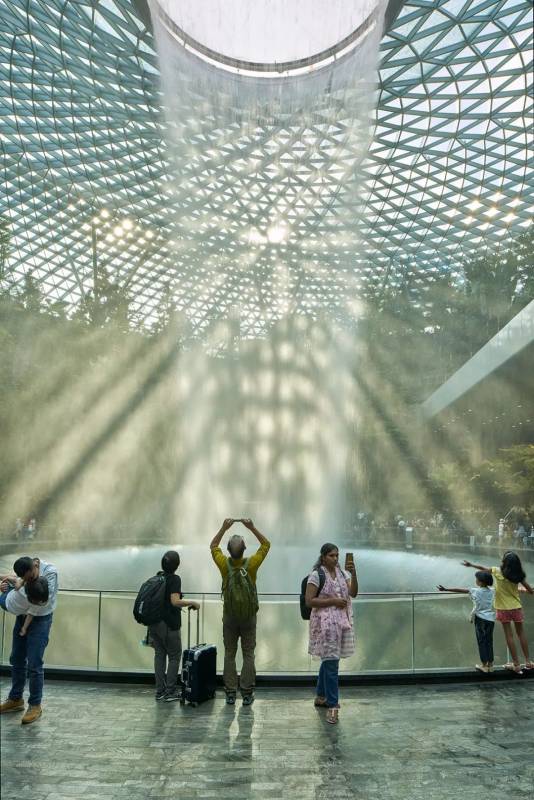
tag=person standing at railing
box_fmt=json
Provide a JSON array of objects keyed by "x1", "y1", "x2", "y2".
[
  {"x1": 437, "y1": 572, "x2": 495, "y2": 673},
  {"x1": 147, "y1": 550, "x2": 200, "y2": 702},
  {"x1": 210, "y1": 517, "x2": 270, "y2": 706},
  {"x1": 305, "y1": 543, "x2": 358, "y2": 725},
  {"x1": 14, "y1": 518, "x2": 23, "y2": 541},
  {"x1": 462, "y1": 552, "x2": 534, "y2": 674},
  {"x1": 0, "y1": 555, "x2": 58, "y2": 725}
]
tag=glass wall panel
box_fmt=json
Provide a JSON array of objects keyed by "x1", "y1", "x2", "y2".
[
  {"x1": 340, "y1": 596, "x2": 413, "y2": 672},
  {"x1": 1, "y1": 592, "x2": 99, "y2": 669},
  {"x1": 3, "y1": 591, "x2": 532, "y2": 674},
  {"x1": 413, "y1": 594, "x2": 534, "y2": 670},
  {"x1": 98, "y1": 593, "x2": 154, "y2": 671}
]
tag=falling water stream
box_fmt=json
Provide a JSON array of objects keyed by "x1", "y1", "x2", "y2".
[{"x1": 142, "y1": 0, "x2": 389, "y2": 541}]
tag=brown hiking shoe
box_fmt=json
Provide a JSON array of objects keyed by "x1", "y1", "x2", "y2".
[
  {"x1": 0, "y1": 698, "x2": 25, "y2": 714},
  {"x1": 21, "y1": 705, "x2": 42, "y2": 725}
]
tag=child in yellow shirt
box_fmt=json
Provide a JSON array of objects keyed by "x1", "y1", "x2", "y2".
[{"x1": 463, "y1": 551, "x2": 533, "y2": 674}]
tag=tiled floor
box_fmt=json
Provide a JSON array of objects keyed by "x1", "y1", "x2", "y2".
[{"x1": 1, "y1": 679, "x2": 533, "y2": 800}]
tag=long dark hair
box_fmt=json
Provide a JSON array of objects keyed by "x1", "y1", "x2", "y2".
[
  {"x1": 501, "y1": 551, "x2": 526, "y2": 583},
  {"x1": 313, "y1": 542, "x2": 338, "y2": 571}
]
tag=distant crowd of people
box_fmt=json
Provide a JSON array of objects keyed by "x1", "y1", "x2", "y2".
[
  {"x1": 349, "y1": 511, "x2": 534, "y2": 548},
  {"x1": 12, "y1": 516, "x2": 37, "y2": 542},
  {"x1": 0, "y1": 524, "x2": 532, "y2": 727}
]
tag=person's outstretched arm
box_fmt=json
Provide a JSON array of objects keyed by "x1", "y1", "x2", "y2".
[
  {"x1": 241, "y1": 519, "x2": 269, "y2": 546},
  {"x1": 170, "y1": 595, "x2": 200, "y2": 610},
  {"x1": 241, "y1": 519, "x2": 270, "y2": 577},
  {"x1": 520, "y1": 580, "x2": 533, "y2": 594},
  {"x1": 461, "y1": 560, "x2": 491, "y2": 572},
  {"x1": 210, "y1": 518, "x2": 234, "y2": 550},
  {"x1": 437, "y1": 585, "x2": 469, "y2": 593}
]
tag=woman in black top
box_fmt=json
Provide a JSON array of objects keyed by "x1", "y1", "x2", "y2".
[{"x1": 148, "y1": 551, "x2": 199, "y2": 701}]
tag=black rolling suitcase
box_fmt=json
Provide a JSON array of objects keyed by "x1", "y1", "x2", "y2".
[{"x1": 180, "y1": 608, "x2": 217, "y2": 706}]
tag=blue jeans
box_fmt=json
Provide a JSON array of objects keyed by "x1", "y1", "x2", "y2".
[
  {"x1": 474, "y1": 617, "x2": 494, "y2": 664},
  {"x1": 316, "y1": 659, "x2": 339, "y2": 708},
  {"x1": 0, "y1": 590, "x2": 12, "y2": 611},
  {"x1": 8, "y1": 613, "x2": 53, "y2": 706}
]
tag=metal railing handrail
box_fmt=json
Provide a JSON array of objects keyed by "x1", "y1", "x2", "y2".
[
  {"x1": 3, "y1": 588, "x2": 530, "y2": 676},
  {"x1": 51, "y1": 588, "x2": 463, "y2": 597}
]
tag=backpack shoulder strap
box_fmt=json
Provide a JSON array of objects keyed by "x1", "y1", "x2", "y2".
[
  {"x1": 318, "y1": 566, "x2": 326, "y2": 594},
  {"x1": 227, "y1": 557, "x2": 248, "y2": 573}
]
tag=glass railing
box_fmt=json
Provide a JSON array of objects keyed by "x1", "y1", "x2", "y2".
[{"x1": 1, "y1": 590, "x2": 533, "y2": 674}]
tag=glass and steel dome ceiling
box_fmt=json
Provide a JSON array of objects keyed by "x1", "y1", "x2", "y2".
[
  {"x1": 154, "y1": 0, "x2": 381, "y2": 75},
  {"x1": 0, "y1": 0, "x2": 532, "y2": 334}
]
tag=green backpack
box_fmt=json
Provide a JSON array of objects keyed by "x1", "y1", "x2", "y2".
[{"x1": 222, "y1": 558, "x2": 259, "y2": 621}]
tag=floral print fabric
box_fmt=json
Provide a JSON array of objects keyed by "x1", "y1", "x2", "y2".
[{"x1": 307, "y1": 565, "x2": 355, "y2": 660}]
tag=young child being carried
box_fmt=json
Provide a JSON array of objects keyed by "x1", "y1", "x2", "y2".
[
  {"x1": 0, "y1": 574, "x2": 49, "y2": 635},
  {"x1": 438, "y1": 571, "x2": 495, "y2": 673}
]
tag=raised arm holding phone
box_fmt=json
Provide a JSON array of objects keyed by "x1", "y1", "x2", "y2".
[{"x1": 210, "y1": 517, "x2": 271, "y2": 705}]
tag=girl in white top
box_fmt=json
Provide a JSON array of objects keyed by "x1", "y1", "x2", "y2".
[{"x1": 438, "y1": 570, "x2": 496, "y2": 673}]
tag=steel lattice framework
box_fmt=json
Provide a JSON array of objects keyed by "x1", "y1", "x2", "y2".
[{"x1": 0, "y1": 0, "x2": 532, "y2": 334}]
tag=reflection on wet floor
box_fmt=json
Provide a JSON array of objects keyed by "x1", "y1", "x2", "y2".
[{"x1": 1, "y1": 680, "x2": 532, "y2": 800}]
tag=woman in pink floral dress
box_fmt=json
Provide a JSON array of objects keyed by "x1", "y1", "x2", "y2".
[{"x1": 305, "y1": 543, "x2": 358, "y2": 724}]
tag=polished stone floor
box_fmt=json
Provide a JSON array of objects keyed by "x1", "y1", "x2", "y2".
[{"x1": 1, "y1": 679, "x2": 533, "y2": 800}]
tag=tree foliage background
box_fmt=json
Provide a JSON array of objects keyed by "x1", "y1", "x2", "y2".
[{"x1": 0, "y1": 219, "x2": 532, "y2": 540}]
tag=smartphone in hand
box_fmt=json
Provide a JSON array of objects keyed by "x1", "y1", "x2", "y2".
[{"x1": 344, "y1": 552, "x2": 354, "y2": 571}]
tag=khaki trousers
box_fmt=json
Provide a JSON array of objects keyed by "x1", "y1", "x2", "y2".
[
  {"x1": 148, "y1": 621, "x2": 182, "y2": 696},
  {"x1": 222, "y1": 613, "x2": 257, "y2": 696}
]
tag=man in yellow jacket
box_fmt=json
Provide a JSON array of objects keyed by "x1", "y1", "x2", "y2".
[{"x1": 210, "y1": 517, "x2": 270, "y2": 705}]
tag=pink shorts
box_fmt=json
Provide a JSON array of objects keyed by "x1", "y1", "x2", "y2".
[{"x1": 496, "y1": 608, "x2": 524, "y2": 624}]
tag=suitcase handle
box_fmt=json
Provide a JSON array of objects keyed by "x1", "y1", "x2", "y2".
[{"x1": 186, "y1": 606, "x2": 200, "y2": 649}]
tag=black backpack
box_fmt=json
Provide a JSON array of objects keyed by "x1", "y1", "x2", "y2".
[
  {"x1": 300, "y1": 567, "x2": 326, "y2": 620},
  {"x1": 133, "y1": 574, "x2": 167, "y2": 625}
]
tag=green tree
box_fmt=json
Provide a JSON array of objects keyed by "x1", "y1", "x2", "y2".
[
  {"x1": 73, "y1": 266, "x2": 132, "y2": 330},
  {"x1": 21, "y1": 270, "x2": 42, "y2": 314},
  {"x1": 473, "y1": 445, "x2": 534, "y2": 509}
]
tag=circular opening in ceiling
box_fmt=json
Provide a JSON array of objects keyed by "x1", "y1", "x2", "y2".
[{"x1": 153, "y1": 0, "x2": 382, "y2": 77}]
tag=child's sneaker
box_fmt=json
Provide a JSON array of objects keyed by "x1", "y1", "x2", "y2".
[{"x1": 475, "y1": 664, "x2": 489, "y2": 673}]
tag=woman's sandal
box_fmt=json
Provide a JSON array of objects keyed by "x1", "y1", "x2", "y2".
[
  {"x1": 522, "y1": 661, "x2": 534, "y2": 670},
  {"x1": 326, "y1": 708, "x2": 339, "y2": 725},
  {"x1": 504, "y1": 662, "x2": 524, "y2": 674},
  {"x1": 314, "y1": 697, "x2": 328, "y2": 708}
]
